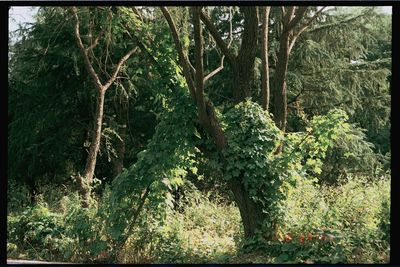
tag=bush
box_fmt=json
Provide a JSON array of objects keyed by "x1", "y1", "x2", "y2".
[
  {"x1": 7, "y1": 203, "x2": 75, "y2": 261},
  {"x1": 7, "y1": 179, "x2": 32, "y2": 214},
  {"x1": 319, "y1": 124, "x2": 384, "y2": 185},
  {"x1": 277, "y1": 175, "x2": 390, "y2": 263}
]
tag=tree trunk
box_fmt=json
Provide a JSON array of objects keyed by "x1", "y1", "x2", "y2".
[
  {"x1": 72, "y1": 7, "x2": 136, "y2": 207},
  {"x1": 28, "y1": 176, "x2": 37, "y2": 204},
  {"x1": 233, "y1": 7, "x2": 259, "y2": 104},
  {"x1": 272, "y1": 31, "x2": 290, "y2": 133},
  {"x1": 228, "y1": 176, "x2": 265, "y2": 238},
  {"x1": 261, "y1": 7, "x2": 271, "y2": 111},
  {"x1": 232, "y1": 64, "x2": 253, "y2": 103},
  {"x1": 165, "y1": 6, "x2": 271, "y2": 241},
  {"x1": 78, "y1": 88, "x2": 106, "y2": 208}
]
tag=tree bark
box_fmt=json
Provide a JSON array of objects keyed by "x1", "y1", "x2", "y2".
[
  {"x1": 273, "y1": 30, "x2": 290, "y2": 133},
  {"x1": 232, "y1": 7, "x2": 259, "y2": 103},
  {"x1": 261, "y1": 7, "x2": 271, "y2": 111},
  {"x1": 83, "y1": 89, "x2": 105, "y2": 185},
  {"x1": 193, "y1": 7, "x2": 208, "y2": 127}
]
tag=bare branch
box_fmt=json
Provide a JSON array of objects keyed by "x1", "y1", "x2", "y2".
[
  {"x1": 200, "y1": 10, "x2": 236, "y2": 64},
  {"x1": 72, "y1": 7, "x2": 137, "y2": 92},
  {"x1": 161, "y1": 6, "x2": 196, "y2": 100},
  {"x1": 86, "y1": 27, "x2": 106, "y2": 51},
  {"x1": 204, "y1": 56, "x2": 224, "y2": 83},
  {"x1": 103, "y1": 47, "x2": 138, "y2": 90},
  {"x1": 203, "y1": 6, "x2": 233, "y2": 84},
  {"x1": 187, "y1": 60, "x2": 196, "y2": 80},
  {"x1": 295, "y1": 6, "x2": 327, "y2": 36},
  {"x1": 228, "y1": 6, "x2": 233, "y2": 48},
  {"x1": 71, "y1": 7, "x2": 103, "y2": 90},
  {"x1": 131, "y1": 7, "x2": 143, "y2": 21}
]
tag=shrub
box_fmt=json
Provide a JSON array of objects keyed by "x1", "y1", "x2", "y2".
[
  {"x1": 7, "y1": 179, "x2": 31, "y2": 213},
  {"x1": 7, "y1": 203, "x2": 75, "y2": 261},
  {"x1": 277, "y1": 175, "x2": 390, "y2": 263}
]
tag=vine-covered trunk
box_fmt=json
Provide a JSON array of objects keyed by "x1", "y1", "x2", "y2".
[
  {"x1": 228, "y1": 176, "x2": 265, "y2": 238},
  {"x1": 165, "y1": 5, "x2": 272, "y2": 241}
]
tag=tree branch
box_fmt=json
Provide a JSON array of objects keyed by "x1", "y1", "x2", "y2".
[
  {"x1": 121, "y1": 23, "x2": 180, "y2": 94},
  {"x1": 103, "y1": 47, "x2": 138, "y2": 90},
  {"x1": 204, "y1": 57, "x2": 224, "y2": 83},
  {"x1": 161, "y1": 6, "x2": 197, "y2": 100},
  {"x1": 282, "y1": 6, "x2": 296, "y2": 28},
  {"x1": 71, "y1": 6, "x2": 103, "y2": 90},
  {"x1": 296, "y1": 6, "x2": 327, "y2": 36},
  {"x1": 86, "y1": 27, "x2": 106, "y2": 51},
  {"x1": 203, "y1": 7, "x2": 233, "y2": 84},
  {"x1": 200, "y1": 10, "x2": 236, "y2": 64},
  {"x1": 193, "y1": 7, "x2": 209, "y2": 129},
  {"x1": 131, "y1": 7, "x2": 143, "y2": 22},
  {"x1": 72, "y1": 7, "x2": 136, "y2": 92},
  {"x1": 287, "y1": 6, "x2": 308, "y2": 30},
  {"x1": 289, "y1": 6, "x2": 326, "y2": 53}
]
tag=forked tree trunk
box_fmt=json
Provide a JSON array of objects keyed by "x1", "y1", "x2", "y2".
[
  {"x1": 72, "y1": 6, "x2": 136, "y2": 208},
  {"x1": 165, "y1": 6, "x2": 274, "y2": 241}
]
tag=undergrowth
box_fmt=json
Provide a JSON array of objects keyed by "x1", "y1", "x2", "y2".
[{"x1": 7, "y1": 175, "x2": 389, "y2": 263}]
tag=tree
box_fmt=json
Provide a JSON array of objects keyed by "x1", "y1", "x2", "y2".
[
  {"x1": 162, "y1": 5, "x2": 330, "y2": 239},
  {"x1": 71, "y1": 7, "x2": 137, "y2": 207},
  {"x1": 271, "y1": 7, "x2": 326, "y2": 132}
]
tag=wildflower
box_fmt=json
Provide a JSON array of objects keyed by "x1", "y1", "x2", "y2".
[
  {"x1": 299, "y1": 234, "x2": 305, "y2": 243},
  {"x1": 307, "y1": 233, "x2": 313, "y2": 240},
  {"x1": 285, "y1": 234, "x2": 292, "y2": 242}
]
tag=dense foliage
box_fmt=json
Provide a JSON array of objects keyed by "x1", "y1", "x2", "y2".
[{"x1": 8, "y1": 6, "x2": 390, "y2": 264}]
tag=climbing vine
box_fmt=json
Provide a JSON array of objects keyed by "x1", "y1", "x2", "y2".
[{"x1": 221, "y1": 100, "x2": 352, "y2": 242}]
